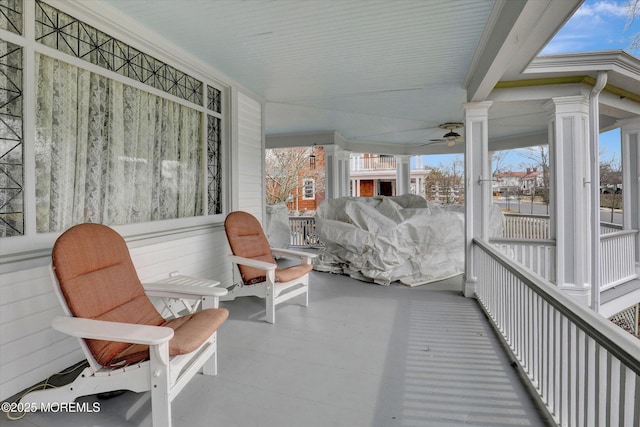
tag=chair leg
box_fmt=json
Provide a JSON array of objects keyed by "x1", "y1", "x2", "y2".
[
  {"x1": 202, "y1": 337, "x2": 218, "y2": 376},
  {"x1": 266, "y1": 292, "x2": 275, "y2": 324},
  {"x1": 150, "y1": 344, "x2": 172, "y2": 427}
]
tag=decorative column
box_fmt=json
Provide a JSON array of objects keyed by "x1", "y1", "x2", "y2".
[
  {"x1": 544, "y1": 96, "x2": 592, "y2": 305},
  {"x1": 620, "y1": 117, "x2": 640, "y2": 272},
  {"x1": 395, "y1": 155, "x2": 411, "y2": 196},
  {"x1": 464, "y1": 101, "x2": 493, "y2": 298},
  {"x1": 324, "y1": 145, "x2": 351, "y2": 199}
]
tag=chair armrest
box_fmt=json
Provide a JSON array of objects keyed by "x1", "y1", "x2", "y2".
[
  {"x1": 229, "y1": 254, "x2": 276, "y2": 271},
  {"x1": 52, "y1": 316, "x2": 174, "y2": 345},
  {"x1": 143, "y1": 282, "x2": 229, "y2": 299},
  {"x1": 271, "y1": 247, "x2": 317, "y2": 262}
]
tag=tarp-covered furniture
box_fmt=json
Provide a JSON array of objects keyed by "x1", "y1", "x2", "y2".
[
  {"x1": 222, "y1": 211, "x2": 316, "y2": 323},
  {"x1": 314, "y1": 195, "x2": 504, "y2": 286},
  {"x1": 20, "y1": 223, "x2": 229, "y2": 427}
]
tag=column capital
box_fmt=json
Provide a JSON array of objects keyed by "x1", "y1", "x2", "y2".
[
  {"x1": 543, "y1": 95, "x2": 589, "y2": 115},
  {"x1": 323, "y1": 145, "x2": 350, "y2": 160},
  {"x1": 463, "y1": 101, "x2": 493, "y2": 113},
  {"x1": 617, "y1": 116, "x2": 640, "y2": 132}
]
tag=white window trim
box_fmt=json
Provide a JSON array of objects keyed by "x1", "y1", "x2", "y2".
[
  {"x1": 302, "y1": 178, "x2": 315, "y2": 200},
  {"x1": 0, "y1": 0, "x2": 235, "y2": 259}
]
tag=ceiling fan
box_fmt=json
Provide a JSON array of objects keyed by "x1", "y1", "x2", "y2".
[{"x1": 424, "y1": 122, "x2": 464, "y2": 147}]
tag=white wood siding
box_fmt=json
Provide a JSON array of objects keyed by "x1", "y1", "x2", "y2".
[
  {"x1": 236, "y1": 92, "x2": 264, "y2": 222},
  {"x1": 0, "y1": 227, "x2": 232, "y2": 401}
]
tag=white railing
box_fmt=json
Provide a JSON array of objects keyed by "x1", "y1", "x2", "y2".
[
  {"x1": 491, "y1": 238, "x2": 557, "y2": 282},
  {"x1": 503, "y1": 213, "x2": 550, "y2": 240},
  {"x1": 601, "y1": 222, "x2": 622, "y2": 234},
  {"x1": 474, "y1": 238, "x2": 640, "y2": 427},
  {"x1": 600, "y1": 229, "x2": 638, "y2": 290},
  {"x1": 289, "y1": 216, "x2": 323, "y2": 248},
  {"x1": 350, "y1": 155, "x2": 397, "y2": 171}
]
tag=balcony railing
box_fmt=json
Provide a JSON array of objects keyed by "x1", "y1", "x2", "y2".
[
  {"x1": 503, "y1": 213, "x2": 550, "y2": 240},
  {"x1": 289, "y1": 216, "x2": 323, "y2": 248},
  {"x1": 500, "y1": 214, "x2": 637, "y2": 290},
  {"x1": 350, "y1": 155, "x2": 397, "y2": 171},
  {"x1": 491, "y1": 237, "x2": 557, "y2": 282},
  {"x1": 600, "y1": 229, "x2": 639, "y2": 290},
  {"x1": 291, "y1": 213, "x2": 637, "y2": 290},
  {"x1": 474, "y1": 238, "x2": 640, "y2": 427}
]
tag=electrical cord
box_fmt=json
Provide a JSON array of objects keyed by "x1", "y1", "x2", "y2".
[{"x1": 3, "y1": 361, "x2": 88, "y2": 421}]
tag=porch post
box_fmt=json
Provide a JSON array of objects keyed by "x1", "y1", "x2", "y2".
[
  {"x1": 544, "y1": 96, "x2": 592, "y2": 306},
  {"x1": 464, "y1": 101, "x2": 493, "y2": 298},
  {"x1": 324, "y1": 146, "x2": 351, "y2": 199},
  {"x1": 395, "y1": 155, "x2": 411, "y2": 195},
  {"x1": 620, "y1": 117, "x2": 640, "y2": 271}
]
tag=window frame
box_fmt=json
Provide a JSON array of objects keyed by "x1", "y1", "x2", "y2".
[
  {"x1": 0, "y1": 0, "x2": 230, "y2": 258},
  {"x1": 302, "y1": 178, "x2": 315, "y2": 200}
]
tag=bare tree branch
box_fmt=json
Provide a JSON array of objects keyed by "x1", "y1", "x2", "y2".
[{"x1": 627, "y1": 0, "x2": 640, "y2": 49}]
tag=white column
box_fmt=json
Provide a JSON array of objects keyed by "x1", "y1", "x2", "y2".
[
  {"x1": 545, "y1": 96, "x2": 592, "y2": 305},
  {"x1": 395, "y1": 155, "x2": 411, "y2": 196},
  {"x1": 464, "y1": 101, "x2": 492, "y2": 298},
  {"x1": 620, "y1": 117, "x2": 640, "y2": 271},
  {"x1": 324, "y1": 146, "x2": 351, "y2": 199}
]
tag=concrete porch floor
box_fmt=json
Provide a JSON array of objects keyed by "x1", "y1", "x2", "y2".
[{"x1": 2, "y1": 270, "x2": 552, "y2": 427}]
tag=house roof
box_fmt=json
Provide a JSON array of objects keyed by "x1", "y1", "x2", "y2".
[{"x1": 85, "y1": 0, "x2": 634, "y2": 153}]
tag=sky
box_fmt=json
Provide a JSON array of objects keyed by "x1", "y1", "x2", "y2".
[{"x1": 420, "y1": 0, "x2": 639, "y2": 171}]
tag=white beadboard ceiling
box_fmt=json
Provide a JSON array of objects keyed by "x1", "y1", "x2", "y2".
[{"x1": 96, "y1": 0, "x2": 583, "y2": 150}]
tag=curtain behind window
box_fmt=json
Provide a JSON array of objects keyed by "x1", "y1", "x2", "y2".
[{"x1": 35, "y1": 54, "x2": 202, "y2": 233}]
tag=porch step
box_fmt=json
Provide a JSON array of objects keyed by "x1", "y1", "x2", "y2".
[{"x1": 600, "y1": 278, "x2": 640, "y2": 318}]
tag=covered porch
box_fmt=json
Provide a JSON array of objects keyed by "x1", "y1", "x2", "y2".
[
  {"x1": 1, "y1": 1, "x2": 640, "y2": 426},
  {"x1": 7, "y1": 270, "x2": 552, "y2": 427}
]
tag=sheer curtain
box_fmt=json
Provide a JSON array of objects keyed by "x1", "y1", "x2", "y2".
[{"x1": 35, "y1": 54, "x2": 202, "y2": 233}]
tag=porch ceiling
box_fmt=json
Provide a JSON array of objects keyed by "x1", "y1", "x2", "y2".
[{"x1": 96, "y1": 0, "x2": 582, "y2": 151}]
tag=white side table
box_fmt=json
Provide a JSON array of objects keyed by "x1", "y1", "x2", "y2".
[{"x1": 150, "y1": 275, "x2": 222, "y2": 317}]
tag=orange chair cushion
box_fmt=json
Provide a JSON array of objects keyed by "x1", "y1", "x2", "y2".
[
  {"x1": 224, "y1": 211, "x2": 277, "y2": 285},
  {"x1": 52, "y1": 223, "x2": 228, "y2": 367},
  {"x1": 109, "y1": 308, "x2": 229, "y2": 367},
  {"x1": 275, "y1": 264, "x2": 313, "y2": 283}
]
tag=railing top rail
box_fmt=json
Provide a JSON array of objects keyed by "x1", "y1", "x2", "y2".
[
  {"x1": 600, "y1": 221, "x2": 623, "y2": 230},
  {"x1": 502, "y1": 213, "x2": 550, "y2": 219},
  {"x1": 474, "y1": 237, "x2": 640, "y2": 375},
  {"x1": 489, "y1": 238, "x2": 556, "y2": 246},
  {"x1": 600, "y1": 229, "x2": 639, "y2": 240}
]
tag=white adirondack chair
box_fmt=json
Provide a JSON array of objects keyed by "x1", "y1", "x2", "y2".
[
  {"x1": 19, "y1": 223, "x2": 229, "y2": 427},
  {"x1": 222, "y1": 211, "x2": 316, "y2": 323}
]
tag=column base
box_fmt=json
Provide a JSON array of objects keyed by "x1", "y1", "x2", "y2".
[
  {"x1": 559, "y1": 285, "x2": 591, "y2": 307},
  {"x1": 464, "y1": 277, "x2": 477, "y2": 298}
]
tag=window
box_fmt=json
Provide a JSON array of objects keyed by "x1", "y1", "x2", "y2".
[
  {"x1": 0, "y1": 0, "x2": 227, "y2": 241},
  {"x1": 302, "y1": 178, "x2": 315, "y2": 200},
  {"x1": 0, "y1": 41, "x2": 23, "y2": 237},
  {"x1": 34, "y1": 54, "x2": 204, "y2": 233}
]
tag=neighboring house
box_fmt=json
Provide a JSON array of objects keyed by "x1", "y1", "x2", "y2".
[
  {"x1": 349, "y1": 154, "x2": 430, "y2": 198},
  {"x1": 287, "y1": 146, "x2": 326, "y2": 214},
  {"x1": 520, "y1": 167, "x2": 544, "y2": 195},
  {"x1": 494, "y1": 168, "x2": 544, "y2": 196}
]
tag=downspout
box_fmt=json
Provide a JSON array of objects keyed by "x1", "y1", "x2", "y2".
[{"x1": 589, "y1": 71, "x2": 608, "y2": 312}]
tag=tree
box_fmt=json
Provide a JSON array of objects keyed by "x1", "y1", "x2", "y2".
[
  {"x1": 627, "y1": 0, "x2": 640, "y2": 49},
  {"x1": 423, "y1": 157, "x2": 464, "y2": 204},
  {"x1": 265, "y1": 147, "x2": 324, "y2": 207},
  {"x1": 517, "y1": 145, "x2": 550, "y2": 213},
  {"x1": 600, "y1": 159, "x2": 623, "y2": 222},
  {"x1": 491, "y1": 149, "x2": 511, "y2": 176}
]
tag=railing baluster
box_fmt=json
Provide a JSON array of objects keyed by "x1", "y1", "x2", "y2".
[{"x1": 473, "y1": 238, "x2": 640, "y2": 427}]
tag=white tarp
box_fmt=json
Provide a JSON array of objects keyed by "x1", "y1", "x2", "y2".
[
  {"x1": 314, "y1": 195, "x2": 503, "y2": 286},
  {"x1": 265, "y1": 204, "x2": 291, "y2": 248}
]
